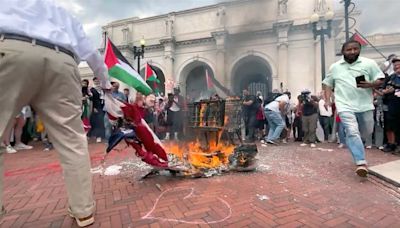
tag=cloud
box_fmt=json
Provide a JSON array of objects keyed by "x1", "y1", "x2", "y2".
[
  {"x1": 55, "y1": 0, "x2": 398, "y2": 46},
  {"x1": 334, "y1": 0, "x2": 400, "y2": 35}
]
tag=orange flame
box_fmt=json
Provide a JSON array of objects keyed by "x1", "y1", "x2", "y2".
[{"x1": 164, "y1": 135, "x2": 234, "y2": 170}]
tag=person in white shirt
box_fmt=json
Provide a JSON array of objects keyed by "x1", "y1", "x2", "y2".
[
  {"x1": 263, "y1": 92, "x2": 291, "y2": 145},
  {"x1": 318, "y1": 93, "x2": 333, "y2": 141},
  {"x1": 2, "y1": 106, "x2": 34, "y2": 154},
  {"x1": 0, "y1": 0, "x2": 111, "y2": 226}
]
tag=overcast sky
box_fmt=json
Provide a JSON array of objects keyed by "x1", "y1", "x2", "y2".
[{"x1": 57, "y1": 0, "x2": 400, "y2": 47}]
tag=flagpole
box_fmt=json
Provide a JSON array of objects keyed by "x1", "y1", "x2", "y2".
[
  {"x1": 354, "y1": 29, "x2": 387, "y2": 60},
  {"x1": 103, "y1": 31, "x2": 107, "y2": 50}
]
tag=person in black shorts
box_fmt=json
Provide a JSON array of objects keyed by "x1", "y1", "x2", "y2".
[{"x1": 382, "y1": 58, "x2": 400, "y2": 153}]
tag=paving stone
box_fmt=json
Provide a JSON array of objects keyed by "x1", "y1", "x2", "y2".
[
  {"x1": 0, "y1": 141, "x2": 399, "y2": 227},
  {"x1": 369, "y1": 159, "x2": 400, "y2": 186}
]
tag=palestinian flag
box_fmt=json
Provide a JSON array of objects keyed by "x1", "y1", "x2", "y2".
[
  {"x1": 145, "y1": 63, "x2": 160, "y2": 94},
  {"x1": 145, "y1": 63, "x2": 160, "y2": 83},
  {"x1": 104, "y1": 38, "x2": 153, "y2": 95},
  {"x1": 351, "y1": 32, "x2": 368, "y2": 46}
]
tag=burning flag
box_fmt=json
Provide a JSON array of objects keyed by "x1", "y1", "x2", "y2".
[
  {"x1": 104, "y1": 94, "x2": 168, "y2": 168},
  {"x1": 104, "y1": 93, "x2": 125, "y2": 122},
  {"x1": 104, "y1": 38, "x2": 153, "y2": 95}
]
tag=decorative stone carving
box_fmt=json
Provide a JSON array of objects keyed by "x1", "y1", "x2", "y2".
[
  {"x1": 216, "y1": 6, "x2": 226, "y2": 28},
  {"x1": 278, "y1": 0, "x2": 288, "y2": 16},
  {"x1": 176, "y1": 37, "x2": 214, "y2": 47},
  {"x1": 165, "y1": 14, "x2": 175, "y2": 37},
  {"x1": 315, "y1": 0, "x2": 327, "y2": 12},
  {"x1": 273, "y1": 20, "x2": 293, "y2": 42}
]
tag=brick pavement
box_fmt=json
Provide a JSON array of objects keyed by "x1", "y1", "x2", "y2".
[{"x1": 0, "y1": 140, "x2": 400, "y2": 228}]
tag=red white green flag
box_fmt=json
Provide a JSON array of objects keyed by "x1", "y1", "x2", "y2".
[
  {"x1": 145, "y1": 63, "x2": 160, "y2": 83},
  {"x1": 145, "y1": 63, "x2": 160, "y2": 94},
  {"x1": 104, "y1": 38, "x2": 153, "y2": 95},
  {"x1": 351, "y1": 32, "x2": 368, "y2": 46}
]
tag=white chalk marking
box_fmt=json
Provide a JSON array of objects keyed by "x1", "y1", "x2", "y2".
[{"x1": 142, "y1": 187, "x2": 232, "y2": 224}]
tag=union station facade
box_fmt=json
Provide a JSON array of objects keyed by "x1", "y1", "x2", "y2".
[{"x1": 79, "y1": 0, "x2": 400, "y2": 99}]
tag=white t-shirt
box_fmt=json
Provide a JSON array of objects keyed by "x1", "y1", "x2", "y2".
[
  {"x1": 265, "y1": 94, "x2": 290, "y2": 113},
  {"x1": 170, "y1": 97, "x2": 180, "y2": 112},
  {"x1": 318, "y1": 99, "x2": 332, "y2": 117},
  {"x1": 384, "y1": 61, "x2": 394, "y2": 75}
]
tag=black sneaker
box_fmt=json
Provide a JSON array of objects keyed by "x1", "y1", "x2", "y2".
[
  {"x1": 267, "y1": 140, "x2": 279, "y2": 145},
  {"x1": 391, "y1": 145, "x2": 400, "y2": 155},
  {"x1": 383, "y1": 144, "x2": 396, "y2": 153}
]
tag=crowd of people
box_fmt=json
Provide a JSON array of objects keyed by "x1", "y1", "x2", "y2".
[
  {"x1": 241, "y1": 40, "x2": 399, "y2": 177},
  {"x1": 5, "y1": 42, "x2": 400, "y2": 166},
  {"x1": 1, "y1": 0, "x2": 399, "y2": 226}
]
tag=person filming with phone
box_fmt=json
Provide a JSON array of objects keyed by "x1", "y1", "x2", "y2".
[{"x1": 322, "y1": 40, "x2": 384, "y2": 178}]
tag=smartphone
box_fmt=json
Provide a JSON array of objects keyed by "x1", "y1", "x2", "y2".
[{"x1": 356, "y1": 75, "x2": 366, "y2": 87}]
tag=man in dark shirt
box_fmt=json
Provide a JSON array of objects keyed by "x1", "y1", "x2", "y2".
[
  {"x1": 89, "y1": 77, "x2": 105, "y2": 143},
  {"x1": 299, "y1": 90, "x2": 319, "y2": 148},
  {"x1": 242, "y1": 89, "x2": 258, "y2": 142},
  {"x1": 382, "y1": 58, "x2": 400, "y2": 153}
]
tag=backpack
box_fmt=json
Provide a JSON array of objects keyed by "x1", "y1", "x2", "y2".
[{"x1": 264, "y1": 92, "x2": 283, "y2": 105}]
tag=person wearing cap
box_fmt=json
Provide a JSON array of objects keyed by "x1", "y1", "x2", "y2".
[
  {"x1": 0, "y1": 0, "x2": 111, "y2": 226},
  {"x1": 380, "y1": 58, "x2": 400, "y2": 153},
  {"x1": 323, "y1": 40, "x2": 384, "y2": 178},
  {"x1": 299, "y1": 89, "x2": 319, "y2": 148}
]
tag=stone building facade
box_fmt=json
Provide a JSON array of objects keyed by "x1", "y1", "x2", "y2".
[{"x1": 79, "y1": 0, "x2": 399, "y2": 100}]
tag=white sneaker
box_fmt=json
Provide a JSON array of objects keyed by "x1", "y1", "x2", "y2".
[
  {"x1": 338, "y1": 143, "x2": 345, "y2": 148},
  {"x1": 282, "y1": 139, "x2": 288, "y2": 144},
  {"x1": 310, "y1": 143, "x2": 316, "y2": 148},
  {"x1": 6, "y1": 145, "x2": 17, "y2": 154},
  {"x1": 300, "y1": 143, "x2": 308, "y2": 147},
  {"x1": 365, "y1": 145, "x2": 372, "y2": 149},
  {"x1": 96, "y1": 137, "x2": 102, "y2": 143},
  {"x1": 14, "y1": 143, "x2": 33, "y2": 150},
  {"x1": 378, "y1": 146, "x2": 384, "y2": 150}
]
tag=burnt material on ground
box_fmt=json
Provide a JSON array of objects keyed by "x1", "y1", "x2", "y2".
[
  {"x1": 141, "y1": 143, "x2": 258, "y2": 179},
  {"x1": 229, "y1": 144, "x2": 258, "y2": 171}
]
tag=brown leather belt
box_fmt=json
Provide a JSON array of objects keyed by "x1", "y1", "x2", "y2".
[{"x1": 2, "y1": 33, "x2": 75, "y2": 59}]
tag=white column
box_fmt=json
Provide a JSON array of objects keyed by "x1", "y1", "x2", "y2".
[
  {"x1": 314, "y1": 39, "x2": 322, "y2": 94},
  {"x1": 274, "y1": 20, "x2": 292, "y2": 92},
  {"x1": 277, "y1": 42, "x2": 289, "y2": 91},
  {"x1": 212, "y1": 31, "x2": 227, "y2": 85},
  {"x1": 161, "y1": 38, "x2": 175, "y2": 94}
]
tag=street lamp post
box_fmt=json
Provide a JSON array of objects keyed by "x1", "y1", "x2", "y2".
[
  {"x1": 343, "y1": 0, "x2": 351, "y2": 41},
  {"x1": 310, "y1": 10, "x2": 334, "y2": 81},
  {"x1": 133, "y1": 37, "x2": 146, "y2": 75}
]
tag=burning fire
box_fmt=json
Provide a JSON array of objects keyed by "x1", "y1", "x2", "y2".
[{"x1": 164, "y1": 139, "x2": 235, "y2": 170}]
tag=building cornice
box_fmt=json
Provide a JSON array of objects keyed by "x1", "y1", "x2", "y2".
[
  {"x1": 176, "y1": 37, "x2": 215, "y2": 47},
  {"x1": 211, "y1": 30, "x2": 229, "y2": 39},
  {"x1": 103, "y1": 0, "x2": 261, "y2": 29}
]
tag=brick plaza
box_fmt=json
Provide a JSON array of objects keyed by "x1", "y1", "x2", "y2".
[{"x1": 1, "y1": 141, "x2": 399, "y2": 227}]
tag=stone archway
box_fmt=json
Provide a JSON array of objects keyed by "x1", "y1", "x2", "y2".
[
  {"x1": 140, "y1": 65, "x2": 166, "y2": 96},
  {"x1": 231, "y1": 55, "x2": 272, "y2": 98},
  {"x1": 179, "y1": 60, "x2": 215, "y2": 102}
]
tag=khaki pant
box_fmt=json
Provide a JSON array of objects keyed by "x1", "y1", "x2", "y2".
[
  {"x1": 0, "y1": 39, "x2": 94, "y2": 218},
  {"x1": 302, "y1": 113, "x2": 318, "y2": 143}
]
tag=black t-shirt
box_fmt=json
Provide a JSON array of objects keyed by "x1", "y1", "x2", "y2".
[
  {"x1": 383, "y1": 74, "x2": 400, "y2": 113},
  {"x1": 302, "y1": 101, "x2": 318, "y2": 116},
  {"x1": 243, "y1": 95, "x2": 258, "y2": 114},
  {"x1": 90, "y1": 87, "x2": 104, "y2": 111}
]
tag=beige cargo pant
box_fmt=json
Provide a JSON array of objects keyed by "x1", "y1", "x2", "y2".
[{"x1": 0, "y1": 39, "x2": 94, "y2": 218}]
